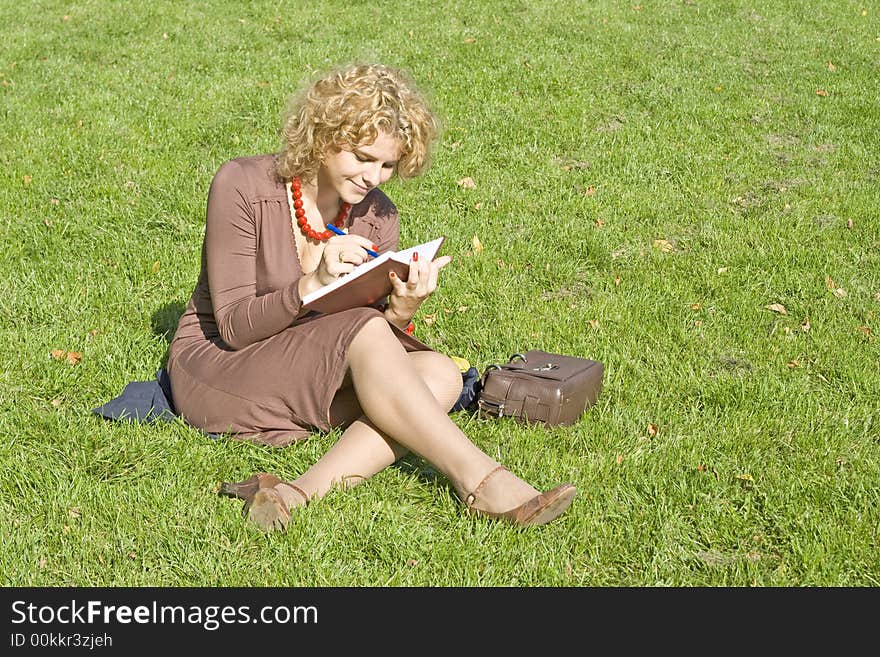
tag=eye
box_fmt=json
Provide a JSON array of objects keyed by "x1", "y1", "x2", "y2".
[
  {"x1": 355, "y1": 153, "x2": 370, "y2": 162},
  {"x1": 382, "y1": 162, "x2": 396, "y2": 169}
]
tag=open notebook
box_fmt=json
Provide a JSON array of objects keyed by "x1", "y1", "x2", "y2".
[{"x1": 301, "y1": 236, "x2": 446, "y2": 315}]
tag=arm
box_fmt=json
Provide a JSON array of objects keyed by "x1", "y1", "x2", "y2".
[{"x1": 204, "y1": 161, "x2": 302, "y2": 350}]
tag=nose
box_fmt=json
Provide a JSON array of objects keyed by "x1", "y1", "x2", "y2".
[{"x1": 362, "y1": 162, "x2": 383, "y2": 188}]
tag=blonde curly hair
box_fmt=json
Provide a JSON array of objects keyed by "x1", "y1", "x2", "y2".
[{"x1": 275, "y1": 63, "x2": 438, "y2": 183}]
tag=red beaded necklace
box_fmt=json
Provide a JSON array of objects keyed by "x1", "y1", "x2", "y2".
[{"x1": 289, "y1": 176, "x2": 351, "y2": 241}]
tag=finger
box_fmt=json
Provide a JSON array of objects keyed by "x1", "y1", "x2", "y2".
[
  {"x1": 348, "y1": 249, "x2": 368, "y2": 266},
  {"x1": 330, "y1": 249, "x2": 346, "y2": 274},
  {"x1": 330, "y1": 247, "x2": 351, "y2": 272},
  {"x1": 333, "y1": 244, "x2": 365, "y2": 265},
  {"x1": 433, "y1": 255, "x2": 453, "y2": 270},
  {"x1": 427, "y1": 263, "x2": 441, "y2": 291},
  {"x1": 328, "y1": 234, "x2": 378, "y2": 255},
  {"x1": 342, "y1": 234, "x2": 380, "y2": 252},
  {"x1": 404, "y1": 254, "x2": 421, "y2": 288},
  {"x1": 427, "y1": 256, "x2": 450, "y2": 290},
  {"x1": 416, "y1": 261, "x2": 432, "y2": 292},
  {"x1": 389, "y1": 271, "x2": 406, "y2": 294}
]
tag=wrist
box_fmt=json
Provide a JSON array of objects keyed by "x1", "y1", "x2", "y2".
[
  {"x1": 383, "y1": 306, "x2": 411, "y2": 330},
  {"x1": 297, "y1": 271, "x2": 323, "y2": 298}
]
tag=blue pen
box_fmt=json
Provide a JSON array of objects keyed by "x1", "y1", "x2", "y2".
[{"x1": 325, "y1": 223, "x2": 379, "y2": 257}]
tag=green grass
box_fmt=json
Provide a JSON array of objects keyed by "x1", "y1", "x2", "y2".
[{"x1": 1, "y1": 0, "x2": 878, "y2": 586}]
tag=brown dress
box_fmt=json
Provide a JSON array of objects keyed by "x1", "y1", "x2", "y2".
[{"x1": 167, "y1": 154, "x2": 432, "y2": 446}]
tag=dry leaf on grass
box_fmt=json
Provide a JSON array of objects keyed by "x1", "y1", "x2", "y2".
[
  {"x1": 647, "y1": 423, "x2": 658, "y2": 437},
  {"x1": 471, "y1": 234, "x2": 483, "y2": 254},
  {"x1": 50, "y1": 349, "x2": 82, "y2": 365},
  {"x1": 456, "y1": 176, "x2": 476, "y2": 189},
  {"x1": 653, "y1": 238, "x2": 674, "y2": 252},
  {"x1": 824, "y1": 275, "x2": 846, "y2": 297},
  {"x1": 765, "y1": 303, "x2": 787, "y2": 315}
]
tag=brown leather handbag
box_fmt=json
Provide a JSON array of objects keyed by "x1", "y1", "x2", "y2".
[{"x1": 476, "y1": 350, "x2": 604, "y2": 426}]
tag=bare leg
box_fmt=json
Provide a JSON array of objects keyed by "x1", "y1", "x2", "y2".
[
  {"x1": 275, "y1": 350, "x2": 463, "y2": 507},
  {"x1": 252, "y1": 318, "x2": 572, "y2": 528},
  {"x1": 330, "y1": 318, "x2": 540, "y2": 512}
]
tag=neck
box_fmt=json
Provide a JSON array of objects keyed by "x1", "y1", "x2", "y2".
[{"x1": 306, "y1": 170, "x2": 343, "y2": 220}]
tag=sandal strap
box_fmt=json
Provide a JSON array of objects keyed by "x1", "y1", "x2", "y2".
[
  {"x1": 341, "y1": 473, "x2": 368, "y2": 487},
  {"x1": 280, "y1": 482, "x2": 310, "y2": 505},
  {"x1": 465, "y1": 465, "x2": 507, "y2": 507}
]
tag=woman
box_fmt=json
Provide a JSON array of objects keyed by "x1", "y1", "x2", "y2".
[{"x1": 167, "y1": 63, "x2": 576, "y2": 531}]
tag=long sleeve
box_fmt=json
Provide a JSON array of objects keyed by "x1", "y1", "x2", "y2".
[{"x1": 204, "y1": 161, "x2": 301, "y2": 350}]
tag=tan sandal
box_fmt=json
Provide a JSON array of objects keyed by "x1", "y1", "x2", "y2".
[
  {"x1": 220, "y1": 473, "x2": 309, "y2": 533},
  {"x1": 464, "y1": 466, "x2": 576, "y2": 526},
  {"x1": 219, "y1": 473, "x2": 282, "y2": 500}
]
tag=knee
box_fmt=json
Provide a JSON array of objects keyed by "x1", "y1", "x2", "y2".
[
  {"x1": 438, "y1": 353, "x2": 465, "y2": 388},
  {"x1": 424, "y1": 353, "x2": 466, "y2": 411},
  {"x1": 350, "y1": 314, "x2": 395, "y2": 349}
]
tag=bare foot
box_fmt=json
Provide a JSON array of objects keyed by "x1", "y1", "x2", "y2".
[{"x1": 275, "y1": 482, "x2": 310, "y2": 510}]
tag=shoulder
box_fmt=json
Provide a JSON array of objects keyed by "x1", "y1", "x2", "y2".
[{"x1": 210, "y1": 154, "x2": 284, "y2": 199}]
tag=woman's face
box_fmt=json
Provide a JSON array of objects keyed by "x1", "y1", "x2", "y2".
[{"x1": 319, "y1": 131, "x2": 402, "y2": 204}]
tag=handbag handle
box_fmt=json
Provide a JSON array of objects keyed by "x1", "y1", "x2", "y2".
[{"x1": 509, "y1": 353, "x2": 527, "y2": 363}]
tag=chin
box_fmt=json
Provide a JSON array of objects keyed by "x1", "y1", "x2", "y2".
[
  {"x1": 347, "y1": 179, "x2": 372, "y2": 195},
  {"x1": 344, "y1": 189, "x2": 369, "y2": 204}
]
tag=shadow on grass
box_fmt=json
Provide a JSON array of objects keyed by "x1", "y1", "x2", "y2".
[
  {"x1": 151, "y1": 301, "x2": 185, "y2": 366},
  {"x1": 395, "y1": 454, "x2": 452, "y2": 490}
]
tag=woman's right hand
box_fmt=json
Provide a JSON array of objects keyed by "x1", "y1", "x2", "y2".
[{"x1": 300, "y1": 234, "x2": 380, "y2": 298}]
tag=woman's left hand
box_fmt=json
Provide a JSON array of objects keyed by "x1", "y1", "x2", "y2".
[{"x1": 385, "y1": 254, "x2": 452, "y2": 326}]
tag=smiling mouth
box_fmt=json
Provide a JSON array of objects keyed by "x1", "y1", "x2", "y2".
[{"x1": 350, "y1": 181, "x2": 370, "y2": 194}]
